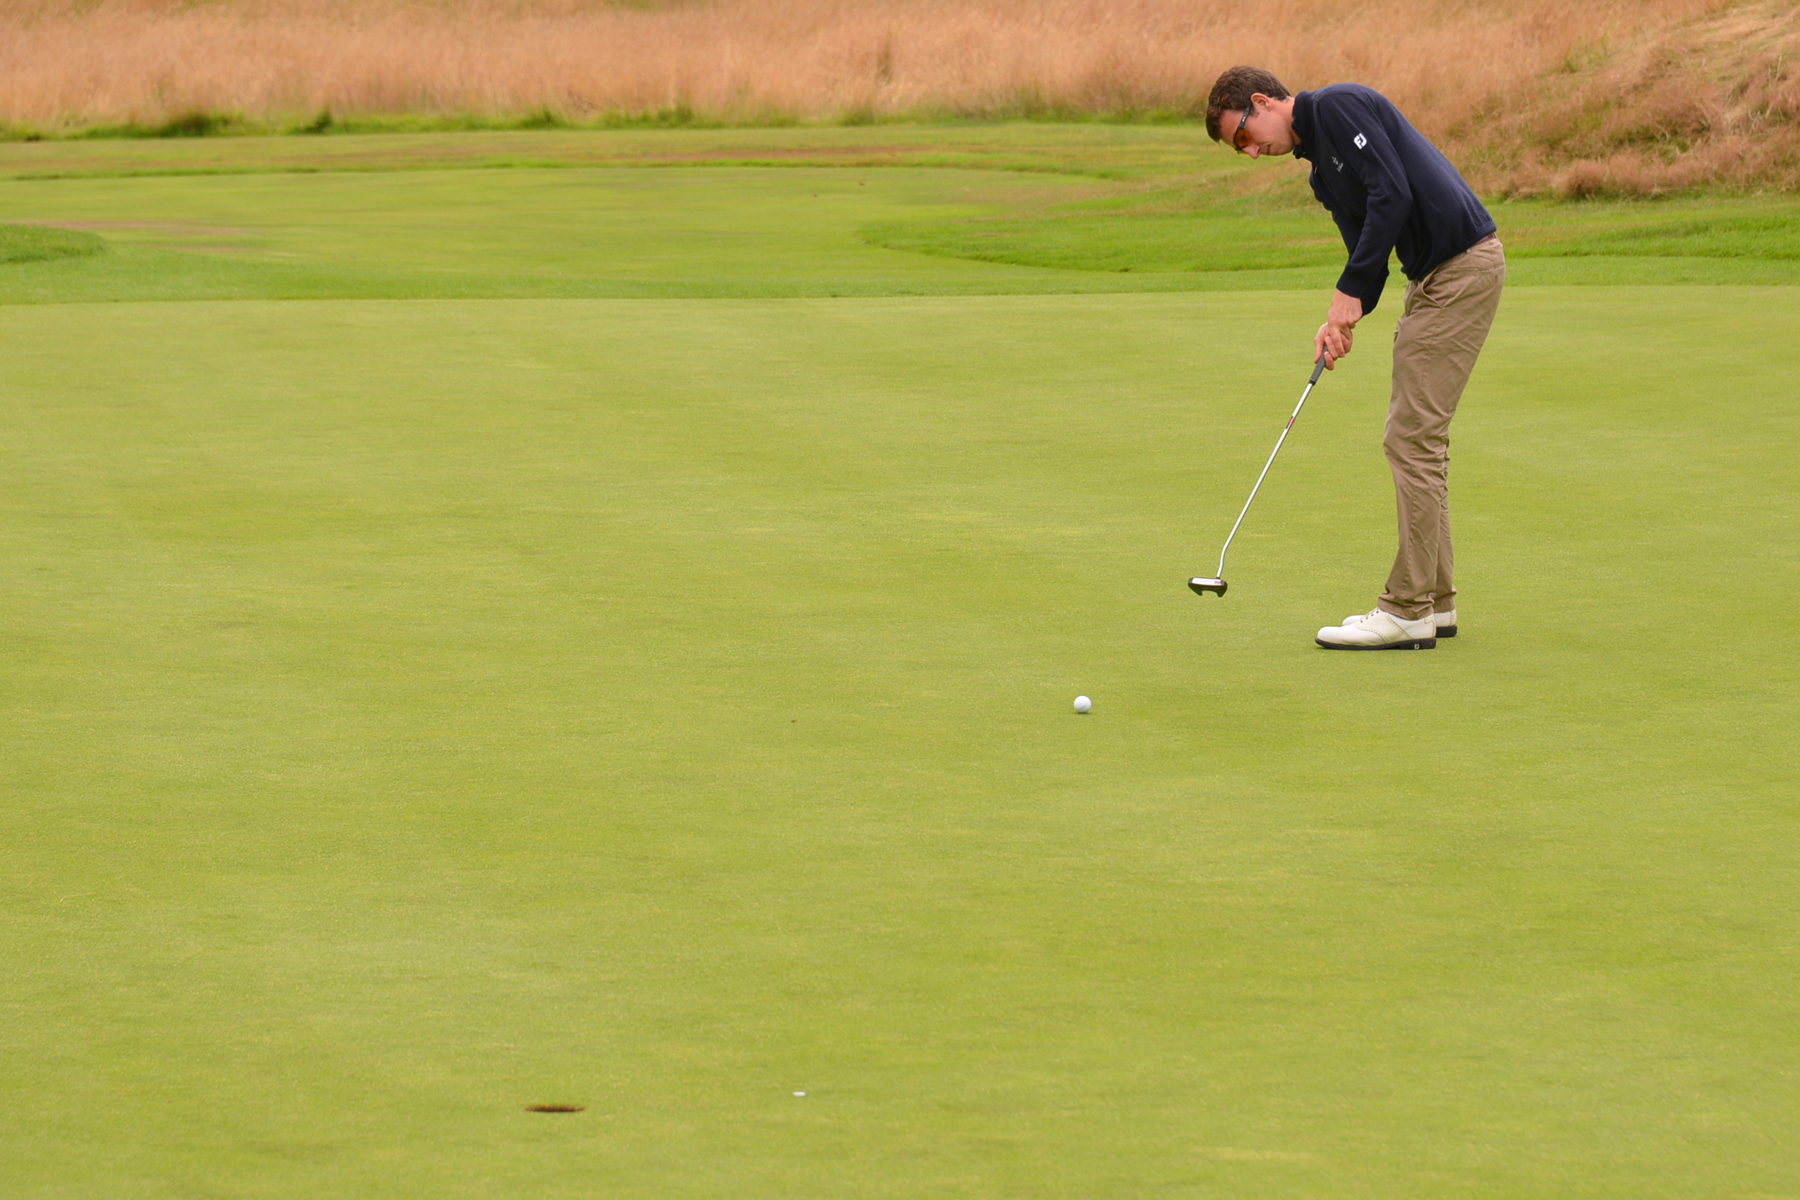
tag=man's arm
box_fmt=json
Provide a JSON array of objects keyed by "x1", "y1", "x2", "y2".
[
  {"x1": 1314, "y1": 94, "x2": 1411, "y2": 366},
  {"x1": 1332, "y1": 97, "x2": 1411, "y2": 312}
]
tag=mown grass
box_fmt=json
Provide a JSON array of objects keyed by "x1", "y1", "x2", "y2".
[
  {"x1": 2, "y1": 127, "x2": 1798, "y2": 306},
  {"x1": 2, "y1": 123, "x2": 1798, "y2": 1199},
  {"x1": 0, "y1": 222, "x2": 104, "y2": 263},
  {"x1": 864, "y1": 190, "x2": 1800, "y2": 275}
]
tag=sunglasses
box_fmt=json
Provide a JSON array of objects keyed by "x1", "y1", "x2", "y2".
[{"x1": 1232, "y1": 104, "x2": 1256, "y2": 153}]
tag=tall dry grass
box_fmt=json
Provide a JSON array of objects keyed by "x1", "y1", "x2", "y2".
[
  {"x1": 1464, "y1": 0, "x2": 1800, "y2": 195},
  {"x1": 2, "y1": 0, "x2": 1794, "y2": 192}
]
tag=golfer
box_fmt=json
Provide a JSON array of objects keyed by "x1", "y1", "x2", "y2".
[{"x1": 1207, "y1": 67, "x2": 1503, "y2": 650}]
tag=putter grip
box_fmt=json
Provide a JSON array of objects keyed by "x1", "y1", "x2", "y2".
[{"x1": 1310, "y1": 351, "x2": 1328, "y2": 385}]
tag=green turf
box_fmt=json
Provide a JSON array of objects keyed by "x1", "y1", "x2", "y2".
[
  {"x1": 0, "y1": 123, "x2": 1221, "y2": 181},
  {"x1": 3, "y1": 126, "x2": 1799, "y2": 1198},
  {"x1": 0, "y1": 222, "x2": 104, "y2": 263},
  {"x1": 4, "y1": 126, "x2": 1798, "y2": 303},
  {"x1": 866, "y1": 193, "x2": 1800, "y2": 274}
]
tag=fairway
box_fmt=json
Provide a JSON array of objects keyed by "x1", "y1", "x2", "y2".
[{"x1": 3, "y1": 129, "x2": 1799, "y2": 1198}]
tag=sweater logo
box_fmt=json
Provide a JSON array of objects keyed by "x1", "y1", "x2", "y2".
[
  {"x1": 1353, "y1": 133, "x2": 1368, "y2": 150},
  {"x1": 1331, "y1": 156, "x2": 1345, "y2": 172}
]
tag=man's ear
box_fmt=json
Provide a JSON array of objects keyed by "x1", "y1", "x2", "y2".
[{"x1": 1248, "y1": 92, "x2": 1271, "y2": 112}]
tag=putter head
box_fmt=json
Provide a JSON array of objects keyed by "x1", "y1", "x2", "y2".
[{"x1": 1188, "y1": 576, "x2": 1227, "y2": 597}]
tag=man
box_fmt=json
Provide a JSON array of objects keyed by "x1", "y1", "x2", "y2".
[{"x1": 1205, "y1": 67, "x2": 1504, "y2": 650}]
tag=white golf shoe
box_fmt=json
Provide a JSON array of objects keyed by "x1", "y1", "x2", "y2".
[
  {"x1": 1341, "y1": 607, "x2": 1457, "y2": 638},
  {"x1": 1317, "y1": 608, "x2": 1437, "y2": 650}
]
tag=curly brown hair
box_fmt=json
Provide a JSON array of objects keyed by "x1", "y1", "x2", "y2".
[{"x1": 1205, "y1": 66, "x2": 1292, "y2": 142}]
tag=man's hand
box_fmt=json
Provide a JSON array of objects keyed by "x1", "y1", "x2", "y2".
[{"x1": 1314, "y1": 289, "x2": 1365, "y2": 369}]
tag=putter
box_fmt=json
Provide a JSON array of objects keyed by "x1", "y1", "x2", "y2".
[{"x1": 1189, "y1": 351, "x2": 1330, "y2": 597}]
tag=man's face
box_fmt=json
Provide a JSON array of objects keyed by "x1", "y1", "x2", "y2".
[{"x1": 1227, "y1": 93, "x2": 1296, "y2": 159}]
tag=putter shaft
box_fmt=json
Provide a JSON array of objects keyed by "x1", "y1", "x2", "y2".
[{"x1": 1204, "y1": 352, "x2": 1329, "y2": 585}]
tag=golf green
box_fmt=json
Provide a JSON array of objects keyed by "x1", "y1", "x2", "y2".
[{"x1": 3, "y1": 129, "x2": 1797, "y2": 1198}]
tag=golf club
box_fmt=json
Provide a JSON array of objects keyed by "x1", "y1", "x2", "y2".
[{"x1": 1189, "y1": 351, "x2": 1330, "y2": 598}]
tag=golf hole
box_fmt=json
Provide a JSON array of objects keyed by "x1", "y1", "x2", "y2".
[{"x1": 524, "y1": 1104, "x2": 584, "y2": 1113}]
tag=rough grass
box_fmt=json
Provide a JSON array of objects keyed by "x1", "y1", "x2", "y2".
[
  {"x1": 1460, "y1": 0, "x2": 1800, "y2": 197},
  {"x1": 2, "y1": 0, "x2": 1796, "y2": 194}
]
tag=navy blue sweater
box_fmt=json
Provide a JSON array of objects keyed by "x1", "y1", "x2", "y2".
[{"x1": 1292, "y1": 84, "x2": 1495, "y2": 314}]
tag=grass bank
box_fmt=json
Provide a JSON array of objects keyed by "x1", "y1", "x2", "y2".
[{"x1": 2, "y1": 127, "x2": 1796, "y2": 307}]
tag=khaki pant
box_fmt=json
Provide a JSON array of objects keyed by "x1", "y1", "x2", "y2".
[{"x1": 1378, "y1": 235, "x2": 1505, "y2": 621}]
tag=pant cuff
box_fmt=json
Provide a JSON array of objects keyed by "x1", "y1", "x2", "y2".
[{"x1": 1378, "y1": 600, "x2": 1432, "y2": 622}]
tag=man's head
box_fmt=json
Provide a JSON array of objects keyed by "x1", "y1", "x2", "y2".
[{"x1": 1206, "y1": 66, "x2": 1299, "y2": 158}]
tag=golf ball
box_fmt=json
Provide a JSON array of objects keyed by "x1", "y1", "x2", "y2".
[{"x1": 1074, "y1": 695, "x2": 1092, "y2": 714}]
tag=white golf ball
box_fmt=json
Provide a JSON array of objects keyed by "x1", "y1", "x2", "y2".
[{"x1": 1074, "y1": 695, "x2": 1092, "y2": 714}]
